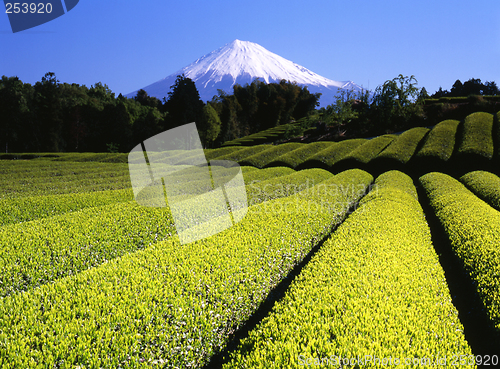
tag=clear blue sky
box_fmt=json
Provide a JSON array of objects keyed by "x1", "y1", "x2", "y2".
[{"x1": 1, "y1": 0, "x2": 499, "y2": 98}]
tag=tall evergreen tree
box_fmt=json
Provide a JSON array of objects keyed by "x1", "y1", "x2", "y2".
[
  {"x1": 33, "y1": 72, "x2": 64, "y2": 151},
  {"x1": 163, "y1": 74, "x2": 205, "y2": 131}
]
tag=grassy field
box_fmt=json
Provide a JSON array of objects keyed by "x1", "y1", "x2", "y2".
[{"x1": 1, "y1": 109, "x2": 500, "y2": 367}]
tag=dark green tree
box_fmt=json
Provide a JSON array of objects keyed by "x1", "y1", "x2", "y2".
[
  {"x1": 484, "y1": 81, "x2": 499, "y2": 95},
  {"x1": 449, "y1": 80, "x2": 463, "y2": 97},
  {"x1": 134, "y1": 89, "x2": 162, "y2": 109},
  {"x1": 33, "y1": 72, "x2": 64, "y2": 151},
  {"x1": 59, "y1": 82, "x2": 90, "y2": 151},
  {"x1": 0, "y1": 76, "x2": 33, "y2": 152},
  {"x1": 417, "y1": 87, "x2": 430, "y2": 102},
  {"x1": 212, "y1": 90, "x2": 241, "y2": 146},
  {"x1": 462, "y1": 78, "x2": 484, "y2": 96},
  {"x1": 370, "y1": 74, "x2": 422, "y2": 132},
  {"x1": 163, "y1": 74, "x2": 205, "y2": 130},
  {"x1": 199, "y1": 103, "x2": 222, "y2": 148}
]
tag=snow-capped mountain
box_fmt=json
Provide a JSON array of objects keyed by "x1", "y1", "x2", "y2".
[{"x1": 126, "y1": 39, "x2": 365, "y2": 107}]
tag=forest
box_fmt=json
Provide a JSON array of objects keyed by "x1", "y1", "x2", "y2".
[{"x1": 0, "y1": 72, "x2": 498, "y2": 153}]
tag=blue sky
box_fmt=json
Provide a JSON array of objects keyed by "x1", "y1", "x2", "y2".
[{"x1": 1, "y1": 0, "x2": 499, "y2": 98}]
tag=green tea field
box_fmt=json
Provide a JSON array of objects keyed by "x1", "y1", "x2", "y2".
[{"x1": 1, "y1": 111, "x2": 500, "y2": 368}]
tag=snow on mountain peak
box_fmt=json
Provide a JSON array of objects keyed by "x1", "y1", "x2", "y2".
[{"x1": 126, "y1": 39, "x2": 364, "y2": 107}]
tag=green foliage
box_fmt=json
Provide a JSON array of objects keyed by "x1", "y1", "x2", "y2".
[
  {"x1": 460, "y1": 170, "x2": 500, "y2": 211},
  {"x1": 239, "y1": 166, "x2": 294, "y2": 183},
  {"x1": 432, "y1": 78, "x2": 500, "y2": 98},
  {"x1": 495, "y1": 111, "x2": 500, "y2": 160},
  {"x1": 200, "y1": 103, "x2": 222, "y2": 147},
  {"x1": 339, "y1": 134, "x2": 395, "y2": 164},
  {"x1": 0, "y1": 169, "x2": 372, "y2": 368},
  {"x1": 204, "y1": 146, "x2": 245, "y2": 161},
  {"x1": 0, "y1": 76, "x2": 33, "y2": 153},
  {"x1": 456, "y1": 112, "x2": 494, "y2": 159},
  {"x1": 52, "y1": 152, "x2": 129, "y2": 162},
  {"x1": 0, "y1": 73, "x2": 169, "y2": 153},
  {"x1": 214, "y1": 144, "x2": 274, "y2": 162},
  {"x1": 0, "y1": 201, "x2": 175, "y2": 297},
  {"x1": 226, "y1": 171, "x2": 472, "y2": 368},
  {"x1": 415, "y1": 119, "x2": 459, "y2": 161},
  {"x1": 266, "y1": 142, "x2": 335, "y2": 168},
  {"x1": 303, "y1": 139, "x2": 366, "y2": 168},
  {"x1": 163, "y1": 74, "x2": 205, "y2": 131},
  {"x1": 212, "y1": 79, "x2": 320, "y2": 145},
  {"x1": 0, "y1": 188, "x2": 132, "y2": 226},
  {"x1": 370, "y1": 74, "x2": 423, "y2": 132},
  {"x1": 420, "y1": 172, "x2": 500, "y2": 332},
  {"x1": 0, "y1": 160, "x2": 131, "y2": 199},
  {"x1": 240, "y1": 143, "x2": 305, "y2": 168},
  {"x1": 221, "y1": 123, "x2": 298, "y2": 147},
  {"x1": 375, "y1": 127, "x2": 429, "y2": 164},
  {"x1": 320, "y1": 88, "x2": 371, "y2": 137},
  {"x1": 245, "y1": 168, "x2": 333, "y2": 205}
]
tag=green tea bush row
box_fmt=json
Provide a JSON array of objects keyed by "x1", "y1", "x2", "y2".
[
  {"x1": 339, "y1": 134, "x2": 395, "y2": 164},
  {"x1": 215, "y1": 144, "x2": 274, "y2": 162},
  {"x1": 301, "y1": 139, "x2": 366, "y2": 168},
  {"x1": 495, "y1": 111, "x2": 500, "y2": 160},
  {"x1": 0, "y1": 201, "x2": 174, "y2": 297},
  {"x1": 0, "y1": 172, "x2": 132, "y2": 199},
  {"x1": 266, "y1": 142, "x2": 334, "y2": 168},
  {"x1": 0, "y1": 188, "x2": 133, "y2": 226},
  {"x1": 52, "y1": 152, "x2": 129, "y2": 163},
  {"x1": 239, "y1": 166, "x2": 294, "y2": 182},
  {"x1": 145, "y1": 166, "x2": 312, "y2": 206},
  {"x1": 225, "y1": 171, "x2": 473, "y2": 368},
  {"x1": 241, "y1": 143, "x2": 305, "y2": 168},
  {"x1": 204, "y1": 146, "x2": 245, "y2": 161},
  {"x1": 375, "y1": 127, "x2": 429, "y2": 164},
  {"x1": 0, "y1": 160, "x2": 129, "y2": 179},
  {"x1": 460, "y1": 170, "x2": 500, "y2": 211},
  {"x1": 415, "y1": 120, "x2": 460, "y2": 161},
  {"x1": 456, "y1": 112, "x2": 494, "y2": 159},
  {"x1": 222, "y1": 124, "x2": 294, "y2": 146},
  {"x1": 0, "y1": 169, "x2": 374, "y2": 368},
  {"x1": 0, "y1": 167, "x2": 129, "y2": 187},
  {"x1": 420, "y1": 172, "x2": 500, "y2": 331},
  {"x1": 245, "y1": 168, "x2": 333, "y2": 205}
]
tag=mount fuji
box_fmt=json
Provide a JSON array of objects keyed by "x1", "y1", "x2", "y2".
[{"x1": 126, "y1": 39, "x2": 364, "y2": 107}]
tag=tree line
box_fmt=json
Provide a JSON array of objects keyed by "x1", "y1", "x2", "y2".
[
  {"x1": 0, "y1": 73, "x2": 320, "y2": 153},
  {"x1": 432, "y1": 78, "x2": 499, "y2": 98},
  {"x1": 315, "y1": 75, "x2": 500, "y2": 139},
  {"x1": 1, "y1": 72, "x2": 498, "y2": 153}
]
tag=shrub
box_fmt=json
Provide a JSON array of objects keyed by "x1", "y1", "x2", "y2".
[
  {"x1": 240, "y1": 143, "x2": 305, "y2": 168},
  {"x1": 204, "y1": 146, "x2": 244, "y2": 161},
  {"x1": 415, "y1": 119, "x2": 460, "y2": 161},
  {"x1": 420, "y1": 172, "x2": 500, "y2": 332},
  {"x1": 300, "y1": 138, "x2": 366, "y2": 168},
  {"x1": 213, "y1": 144, "x2": 273, "y2": 162},
  {"x1": 340, "y1": 134, "x2": 395, "y2": 164},
  {"x1": 495, "y1": 111, "x2": 500, "y2": 160},
  {"x1": 375, "y1": 127, "x2": 429, "y2": 164},
  {"x1": 266, "y1": 142, "x2": 334, "y2": 168},
  {"x1": 456, "y1": 112, "x2": 494, "y2": 159},
  {"x1": 460, "y1": 170, "x2": 500, "y2": 211}
]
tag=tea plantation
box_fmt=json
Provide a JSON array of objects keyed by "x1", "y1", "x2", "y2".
[{"x1": 0, "y1": 110, "x2": 499, "y2": 367}]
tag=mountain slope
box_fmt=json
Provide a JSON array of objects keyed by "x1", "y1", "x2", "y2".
[{"x1": 126, "y1": 40, "x2": 364, "y2": 107}]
